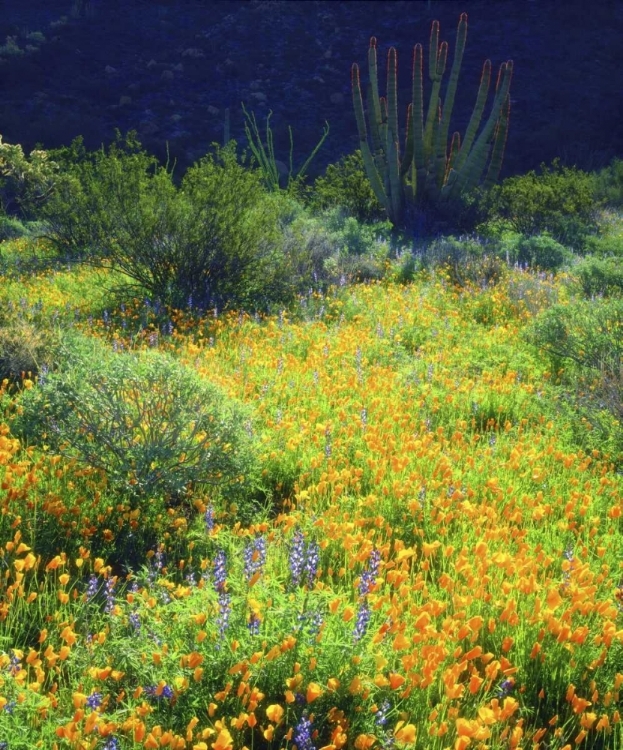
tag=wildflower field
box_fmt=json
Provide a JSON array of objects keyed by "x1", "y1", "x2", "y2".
[{"x1": 0, "y1": 232, "x2": 621, "y2": 750}]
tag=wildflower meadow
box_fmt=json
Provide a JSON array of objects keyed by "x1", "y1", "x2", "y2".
[{"x1": 0, "y1": 137, "x2": 621, "y2": 750}]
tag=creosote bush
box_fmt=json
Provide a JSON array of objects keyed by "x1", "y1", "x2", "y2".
[
  {"x1": 477, "y1": 159, "x2": 601, "y2": 249},
  {"x1": 572, "y1": 255, "x2": 623, "y2": 299},
  {"x1": 305, "y1": 149, "x2": 386, "y2": 224},
  {"x1": 11, "y1": 335, "x2": 261, "y2": 512},
  {"x1": 39, "y1": 133, "x2": 298, "y2": 312},
  {"x1": 0, "y1": 319, "x2": 59, "y2": 385},
  {"x1": 514, "y1": 233, "x2": 573, "y2": 271},
  {"x1": 421, "y1": 234, "x2": 507, "y2": 288},
  {"x1": 525, "y1": 298, "x2": 622, "y2": 463}
]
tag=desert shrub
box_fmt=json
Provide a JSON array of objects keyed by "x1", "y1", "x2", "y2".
[
  {"x1": 0, "y1": 137, "x2": 59, "y2": 217},
  {"x1": 422, "y1": 235, "x2": 506, "y2": 288},
  {"x1": 592, "y1": 157, "x2": 623, "y2": 208},
  {"x1": 392, "y1": 251, "x2": 420, "y2": 284},
  {"x1": 277, "y1": 208, "x2": 341, "y2": 290},
  {"x1": 40, "y1": 134, "x2": 296, "y2": 311},
  {"x1": 0, "y1": 214, "x2": 28, "y2": 241},
  {"x1": 581, "y1": 232, "x2": 623, "y2": 259},
  {"x1": 277, "y1": 207, "x2": 394, "y2": 288},
  {"x1": 11, "y1": 336, "x2": 261, "y2": 513},
  {"x1": 0, "y1": 319, "x2": 59, "y2": 384},
  {"x1": 525, "y1": 298, "x2": 622, "y2": 375},
  {"x1": 477, "y1": 159, "x2": 601, "y2": 249},
  {"x1": 305, "y1": 149, "x2": 386, "y2": 224},
  {"x1": 525, "y1": 298, "x2": 622, "y2": 465},
  {"x1": 572, "y1": 256, "x2": 623, "y2": 298},
  {"x1": 514, "y1": 233, "x2": 573, "y2": 271}
]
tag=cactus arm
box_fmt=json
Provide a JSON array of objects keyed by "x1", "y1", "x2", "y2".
[
  {"x1": 352, "y1": 63, "x2": 368, "y2": 144},
  {"x1": 424, "y1": 41, "x2": 447, "y2": 160},
  {"x1": 448, "y1": 60, "x2": 513, "y2": 197},
  {"x1": 483, "y1": 93, "x2": 510, "y2": 191},
  {"x1": 352, "y1": 61, "x2": 389, "y2": 210},
  {"x1": 426, "y1": 98, "x2": 442, "y2": 199},
  {"x1": 451, "y1": 59, "x2": 491, "y2": 174},
  {"x1": 387, "y1": 136, "x2": 402, "y2": 222},
  {"x1": 411, "y1": 44, "x2": 426, "y2": 197},
  {"x1": 387, "y1": 47, "x2": 399, "y2": 159},
  {"x1": 368, "y1": 38, "x2": 383, "y2": 155},
  {"x1": 361, "y1": 140, "x2": 390, "y2": 211},
  {"x1": 401, "y1": 102, "x2": 414, "y2": 179},
  {"x1": 437, "y1": 13, "x2": 467, "y2": 172},
  {"x1": 445, "y1": 131, "x2": 461, "y2": 183}
]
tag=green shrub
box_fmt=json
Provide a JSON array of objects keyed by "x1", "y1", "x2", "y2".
[
  {"x1": 0, "y1": 215, "x2": 28, "y2": 241},
  {"x1": 580, "y1": 232, "x2": 623, "y2": 259},
  {"x1": 305, "y1": 150, "x2": 386, "y2": 224},
  {"x1": 525, "y1": 298, "x2": 622, "y2": 465},
  {"x1": 422, "y1": 235, "x2": 506, "y2": 288},
  {"x1": 40, "y1": 134, "x2": 296, "y2": 311},
  {"x1": 0, "y1": 319, "x2": 59, "y2": 384},
  {"x1": 0, "y1": 136, "x2": 59, "y2": 217},
  {"x1": 477, "y1": 159, "x2": 601, "y2": 249},
  {"x1": 592, "y1": 157, "x2": 623, "y2": 208},
  {"x1": 321, "y1": 207, "x2": 394, "y2": 255},
  {"x1": 12, "y1": 336, "x2": 261, "y2": 511},
  {"x1": 514, "y1": 233, "x2": 573, "y2": 271},
  {"x1": 525, "y1": 298, "x2": 622, "y2": 374},
  {"x1": 277, "y1": 207, "x2": 394, "y2": 288},
  {"x1": 573, "y1": 256, "x2": 623, "y2": 298}
]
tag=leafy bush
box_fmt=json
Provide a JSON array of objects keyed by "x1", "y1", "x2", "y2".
[
  {"x1": 12, "y1": 336, "x2": 261, "y2": 512},
  {"x1": 526, "y1": 298, "x2": 622, "y2": 375},
  {"x1": 40, "y1": 134, "x2": 296, "y2": 311},
  {"x1": 0, "y1": 215, "x2": 28, "y2": 241},
  {"x1": 580, "y1": 232, "x2": 623, "y2": 259},
  {"x1": 422, "y1": 235, "x2": 507, "y2": 288},
  {"x1": 592, "y1": 157, "x2": 623, "y2": 208},
  {"x1": 514, "y1": 233, "x2": 573, "y2": 271},
  {"x1": 277, "y1": 206, "x2": 394, "y2": 288},
  {"x1": 0, "y1": 136, "x2": 59, "y2": 217},
  {"x1": 525, "y1": 298, "x2": 622, "y2": 465},
  {"x1": 0, "y1": 319, "x2": 59, "y2": 384},
  {"x1": 477, "y1": 159, "x2": 601, "y2": 249},
  {"x1": 572, "y1": 256, "x2": 623, "y2": 298},
  {"x1": 305, "y1": 150, "x2": 386, "y2": 224}
]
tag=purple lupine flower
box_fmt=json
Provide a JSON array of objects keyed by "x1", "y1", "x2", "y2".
[
  {"x1": 289, "y1": 529, "x2": 306, "y2": 588},
  {"x1": 144, "y1": 684, "x2": 174, "y2": 701},
  {"x1": 129, "y1": 612, "x2": 141, "y2": 633},
  {"x1": 496, "y1": 678, "x2": 515, "y2": 698},
  {"x1": 217, "y1": 592, "x2": 231, "y2": 641},
  {"x1": 204, "y1": 505, "x2": 215, "y2": 533},
  {"x1": 248, "y1": 612, "x2": 261, "y2": 636},
  {"x1": 213, "y1": 551, "x2": 227, "y2": 594},
  {"x1": 359, "y1": 549, "x2": 381, "y2": 597},
  {"x1": 244, "y1": 536, "x2": 267, "y2": 582},
  {"x1": 86, "y1": 692, "x2": 102, "y2": 709},
  {"x1": 353, "y1": 601, "x2": 371, "y2": 642},
  {"x1": 103, "y1": 738, "x2": 120, "y2": 750},
  {"x1": 8, "y1": 653, "x2": 21, "y2": 676},
  {"x1": 294, "y1": 714, "x2": 315, "y2": 750},
  {"x1": 298, "y1": 610, "x2": 324, "y2": 638},
  {"x1": 305, "y1": 541, "x2": 320, "y2": 588},
  {"x1": 104, "y1": 578, "x2": 116, "y2": 614},
  {"x1": 375, "y1": 699, "x2": 390, "y2": 727},
  {"x1": 86, "y1": 575, "x2": 99, "y2": 601}
]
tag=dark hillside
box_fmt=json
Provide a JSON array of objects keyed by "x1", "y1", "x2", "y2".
[{"x1": 0, "y1": 0, "x2": 622, "y2": 180}]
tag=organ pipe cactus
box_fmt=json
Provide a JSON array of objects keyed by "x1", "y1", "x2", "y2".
[{"x1": 352, "y1": 13, "x2": 513, "y2": 225}]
